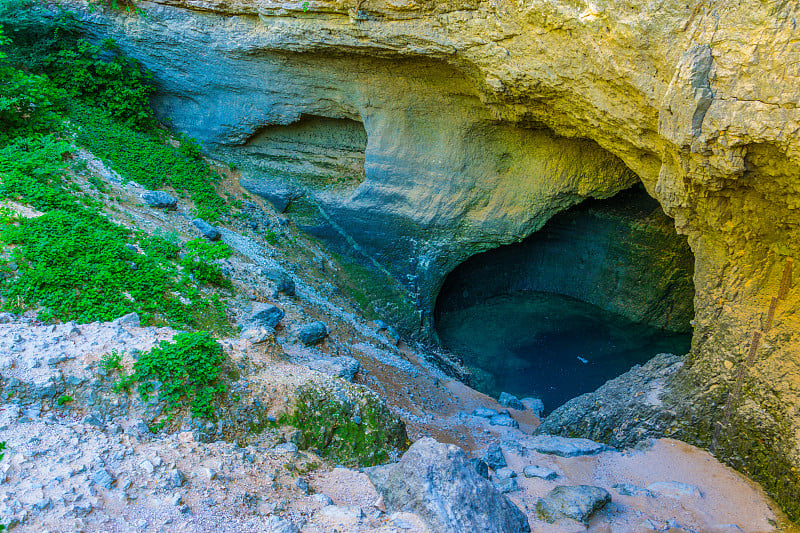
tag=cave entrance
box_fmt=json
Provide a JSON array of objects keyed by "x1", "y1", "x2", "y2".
[{"x1": 434, "y1": 185, "x2": 695, "y2": 415}]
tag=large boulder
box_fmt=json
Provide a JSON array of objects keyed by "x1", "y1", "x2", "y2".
[
  {"x1": 295, "y1": 321, "x2": 328, "y2": 346},
  {"x1": 250, "y1": 305, "x2": 285, "y2": 330},
  {"x1": 366, "y1": 437, "x2": 529, "y2": 533},
  {"x1": 141, "y1": 190, "x2": 177, "y2": 209},
  {"x1": 191, "y1": 218, "x2": 221, "y2": 241},
  {"x1": 535, "y1": 485, "x2": 611, "y2": 524}
]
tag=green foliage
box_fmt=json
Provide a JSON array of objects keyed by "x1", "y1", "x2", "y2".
[
  {"x1": 0, "y1": 2, "x2": 82, "y2": 70},
  {"x1": 51, "y1": 40, "x2": 154, "y2": 128},
  {"x1": 180, "y1": 238, "x2": 232, "y2": 288},
  {"x1": 0, "y1": 135, "x2": 77, "y2": 211},
  {"x1": 285, "y1": 387, "x2": 408, "y2": 466},
  {"x1": 57, "y1": 394, "x2": 73, "y2": 405},
  {"x1": 0, "y1": 66, "x2": 66, "y2": 142},
  {"x1": 100, "y1": 350, "x2": 123, "y2": 372},
  {"x1": 115, "y1": 331, "x2": 226, "y2": 419},
  {"x1": 89, "y1": 0, "x2": 143, "y2": 14},
  {"x1": 0, "y1": 205, "x2": 17, "y2": 225},
  {"x1": 0, "y1": 2, "x2": 153, "y2": 129},
  {"x1": 0, "y1": 3, "x2": 233, "y2": 332},
  {"x1": 0, "y1": 209, "x2": 226, "y2": 328},
  {"x1": 72, "y1": 106, "x2": 226, "y2": 220}
]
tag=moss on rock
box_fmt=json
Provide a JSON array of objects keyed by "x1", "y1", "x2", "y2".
[{"x1": 284, "y1": 384, "x2": 408, "y2": 466}]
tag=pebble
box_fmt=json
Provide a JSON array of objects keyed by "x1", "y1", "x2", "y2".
[
  {"x1": 472, "y1": 407, "x2": 498, "y2": 418},
  {"x1": 523, "y1": 465, "x2": 558, "y2": 480},
  {"x1": 646, "y1": 481, "x2": 703, "y2": 498},
  {"x1": 489, "y1": 414, "x2": 519, "y2": 428}
]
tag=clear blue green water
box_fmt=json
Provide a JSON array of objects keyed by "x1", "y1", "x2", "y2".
[{"x1": 436, "y1": 291, "x2": 692, "y2": 414}]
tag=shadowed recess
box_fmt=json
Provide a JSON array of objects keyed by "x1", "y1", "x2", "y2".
[{"x1": 434, "y1": 186, "x2": 695, "y2": 413}]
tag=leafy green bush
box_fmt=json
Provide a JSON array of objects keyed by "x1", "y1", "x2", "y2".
[
  {"x1": 180, "y1": 238, "x2": 232, "y2": 288},
  {"x1": 0, "y1": 209, "x2": 229, "y2": 328},
  {"x1": 57, "y1": 394, "x2": 73, "y2": 405},
  {"x1": 115, "y1": 331, "x2": 226, "y2": 419},
  {"x1": 0, "y1": 2, "x2": 153, "y2": 129},
  {"x1": 0, "y1": 135, "x2": 76, "y2": 211},
  {"x1": 72, "y1": 106, "x2": 226, "y2": 220},
  {"x1": 100, "y1": 350, "x2": 123, "y2": 372}
]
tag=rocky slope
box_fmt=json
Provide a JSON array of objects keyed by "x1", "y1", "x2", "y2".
[
  {"x1": 53, "y1": 0, "x2": 800, "y2": 519},
  {"x1": 0, "y1": 155, "x2": 789, "y2": 531}
]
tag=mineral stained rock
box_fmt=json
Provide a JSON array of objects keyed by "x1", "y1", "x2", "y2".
[{"x1": 72, "y1": 0, "x2": 800, "y2": 519}]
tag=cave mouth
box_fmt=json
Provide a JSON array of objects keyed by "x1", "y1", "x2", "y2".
[{"x1": 434, "y1": 185, "x2": 695, "y2": 415}]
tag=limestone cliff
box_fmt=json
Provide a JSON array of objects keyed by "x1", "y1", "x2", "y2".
[{"x1": 66, "y1": 0, "x2": 800, "y2": 519}]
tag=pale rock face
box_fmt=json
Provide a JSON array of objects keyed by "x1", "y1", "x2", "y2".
[{"x1": 68, "y1": 0, "x2": 800, "y2": 518}]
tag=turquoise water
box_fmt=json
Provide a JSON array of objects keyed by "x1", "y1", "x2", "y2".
[{"x1": 436, "y1": 291, "x2": 692, "y2": 414}]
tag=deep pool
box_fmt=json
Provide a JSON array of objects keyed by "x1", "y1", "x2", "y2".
[{"x1": 436, "y1": 291, "x2": 692, "y2": 414}]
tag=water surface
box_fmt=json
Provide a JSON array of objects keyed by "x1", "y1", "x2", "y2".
[{"x1": 436, "y1": 292, "x2": 691, "y2": 414}]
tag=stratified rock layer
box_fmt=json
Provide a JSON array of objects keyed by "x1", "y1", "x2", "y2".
[{"x1": 69, "y1": 0, "x2": 800, "y2": 519}]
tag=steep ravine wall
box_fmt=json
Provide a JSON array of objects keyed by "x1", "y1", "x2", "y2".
[{"x1": 68, "y1": 0, "x2": 800, "y2": 519}]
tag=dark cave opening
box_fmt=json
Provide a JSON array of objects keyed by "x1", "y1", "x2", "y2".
[{"x1": 434, "y1": 185, "x2": 696, "y2": 414}]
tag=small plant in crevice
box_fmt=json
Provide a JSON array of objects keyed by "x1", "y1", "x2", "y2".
[
  {"x1": 114, "y1": 331, "x2": 227, "y2": 421},
  {"x1": 57, "y1": 394, "x2": 73, "y2": 406},
  {"x1": 100, "y1": 350, "x2": 123, "y2": 373}
]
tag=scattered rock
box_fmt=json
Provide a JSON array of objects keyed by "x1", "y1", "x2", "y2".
[
  {"x1": 646, "y1": 481, "x2": 703, "y2": 498},
  {"x1": 242, "y1": 327, "x2": 274, "y2": 344},
  {"x1": 521, "y1": 397, "x2": 544, "y2": 417},
  {"x1": 250, "y1": 305, "x2": 285, "y2": 330},
  {"x1": 498, "y1": 392, "x2": 525, "y2": 410},
  {"x1": 92, "y1": 469, "x2": 115, "y2": 489},
  {"x1": 311, "y1": 493, "x2": 334, "y2": 506},
  {"x1": 472, "y1": 407, "x2": 499, "y2": 418},
  {"x1": 483, "y1": 442, "x2": 507, "y2": 470},
  {"x1": 264, "y1": 514, "x2": 300, "y2": 533},
  {"x1": 272, "y1": 442, "x2": 299, "y2": 454},
  {"x1": 366, "y1": 437, "x2": 530, "y2": 533},
  {"x1": 523, "y1": 465, "x2": 558, "y2": 480},
  {"x1": 295, "y1": 321, "x2": 328, "y2": 346},
  {"x1": 535, "y1": 485, "x2": 611, "y2": 524},
  {"x1": 494, "y1": 470, "x2": 519, "y2": 494},
  {"x1": 167, "y1": 468, "x2": 185, "y2": 488},
  {"x1": 489, "y1": 414, "x2": 519, "y2": 428},
  {"x1": 307, "y1": 356, "x2": 360, "y2": 381},
  {"x1": 525, "y1": 435, "x2": 612, "y2": 457},
  {"x1": 141, "y1": 190, "x2": 177, "y2": 209},
  {"x1": 494, "y1": 467, "x2": 516, "y2": 480},
  {"x1": 612, "y1": 482, "x2": 654, "y2": 497},
  {"x1": 114, "y1": 312, "x2": 141, "y2": 328},
  {"x1": 191, "y1": 218, "x2": 221, "y2": 241},
  {"x1": 470, "y1": 458, "x2": 489, "y2": 479}
]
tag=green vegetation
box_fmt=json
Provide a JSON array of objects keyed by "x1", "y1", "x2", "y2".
[
  {"x1": 0, "y1": 2, "x2": 234, "y2": 330},
  {"x1": 181, "y1": 238, "x2": 232, "y2": 288},
  {"x1": 100, "y1": 350, "x2": 123, "y2": 372},
  {"x1": 114, "y1": 331, "x2": 227, "y2": 420},
  {"x1": 284, "y1": 386, "x2": 407, "y2": 466},
  {"x1": 73, "y1": 106, "x2": 226, "y2": 220},
  {"x1": 57, "y1": 394, "x2": 73, "y2": 406},
  {"x1": 0, "y1": 210, "x2": 231, "y2": 328}
]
